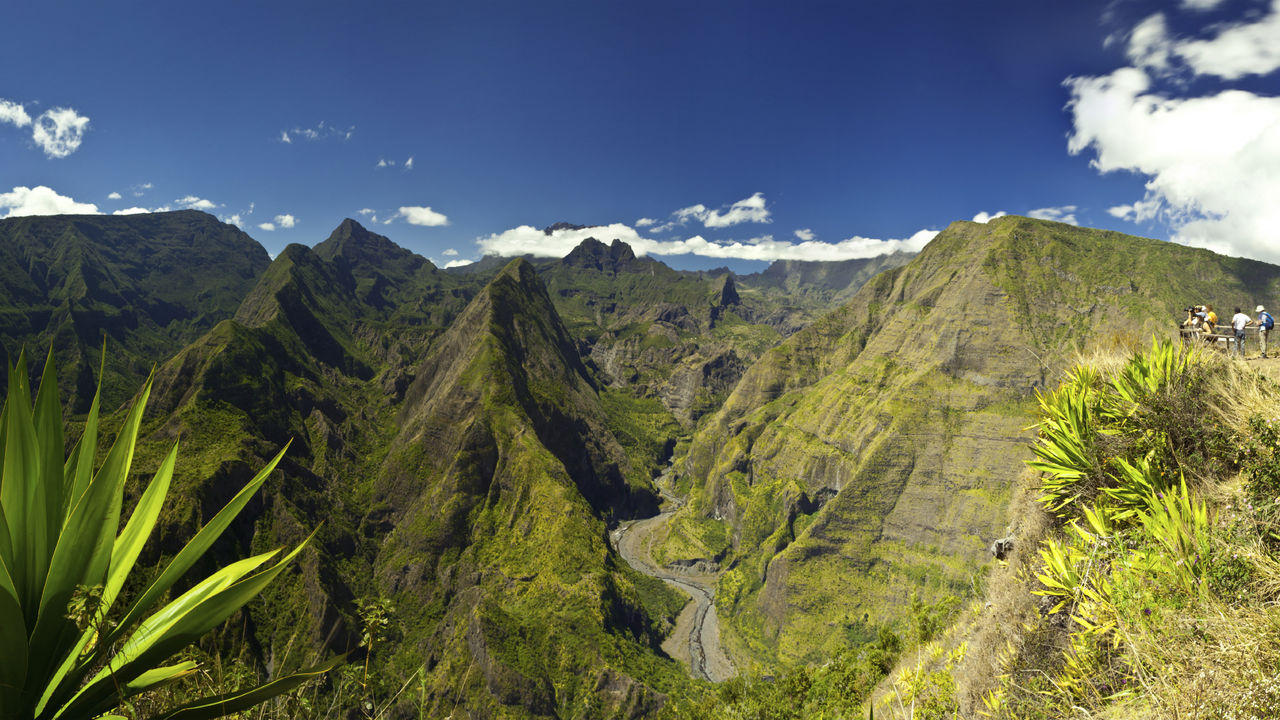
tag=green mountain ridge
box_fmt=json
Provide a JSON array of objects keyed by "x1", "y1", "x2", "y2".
[
  {"x1": 123, "y1": 224, "x2": 695, "y2": 717},
  {"x1": 665, "y1": 215, "x2": 1280, "y2": 667},
  {"x1": 12, "y1": 210, "x2": 1279, "y2": 717},
  {"x1": 0, "y1": 210, "x2": 270, "y2": 409}
]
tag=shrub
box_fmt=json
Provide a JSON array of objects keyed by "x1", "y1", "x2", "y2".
[{"x1": 0, "y1": 351, "x2": 339, "y2": 720}]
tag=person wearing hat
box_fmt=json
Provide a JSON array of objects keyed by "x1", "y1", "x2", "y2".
[{"x1": 1257, "y1": 305, "x2": 1274, "y2": 358}]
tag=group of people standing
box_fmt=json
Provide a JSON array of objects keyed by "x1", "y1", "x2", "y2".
[{"x1": 1183, "y1": 304, "x2": 1275, "y2": 358}]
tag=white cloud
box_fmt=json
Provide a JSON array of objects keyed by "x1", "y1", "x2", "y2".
[
  {"x1": 107, "y1": 191, "x2": 122, "y2": 200},
  {"x1": 1182, "y1": 0, "x2": 1226, "y2": 9},
  {"x1": 972, "y1": 211, "x2": 1007, "y2": 223},
  {"x1": 443, "y1": 248, "x2": 459, "y2": 256},
  {"x1": 404, "y1": 156, "x2": 414, "y2": 170},
  {"x1": 224, "y1": 213, "x2": 243, "y2": 227},
  {"x1": 258, "y1": 222, "x2": 277, "y2": 231},
  {"x1": 476, "y1": 222, "x2": 935, "y2": 262},
  {"x1": 444, "y1": 259, "x2": 474, "y2": 269},
  {"x1": 1, "y1": 186, "x2": 99, "y2": 217},
  {"x1": 377, "y1": 158, "x2": 392, "y2": 167},
  {"x1": 794, "y1": 228, "x2": 815, "y2": 241},
  {"x1": 274, "y1": 213, "x2": 296, "y2": 228},
  {"x1": 32, "y1": 107, "x2": 89, "y2": 158},
  {"x1": 399, "y1": 205, "x2": 449, "y2": 226},
  {"x1": 1067, "y1": 2, "x2": 1280, "y2": 264},
  {"x1": 1027, "y1": 206, "x2": 1080, "y2": 225},
  {"x1": 282, "y1": 121, "x2": 354, "y2": 143},
  {"x1": 358, "y1": 208, "x2": 375, "y2": 216},
  {"x1": 672, "y1": 203, "x2": 709, "y2": 225},
  {"x1": 178, "y1": 195, "x2": 216, "y2": 211},
  {"x1": 0, "y1": 99, "x2": 31, "y2": 128},
  {"x1": 647, "y1": 192, "x2": 773, "y2": 232},
  {"x1": 113, "y1": 207, "x2": 152, "y2": 216},
  {"x1": 1126, "y1": 2, "x2": 1280, "y2": 80},
  {"x1": 704, "y1": 191, "x2": 771, "y2": 228}
]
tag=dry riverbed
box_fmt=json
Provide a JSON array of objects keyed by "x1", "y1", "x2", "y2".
[{"x1": 611, "y1": 492, "x2": 736, "y2": 682}]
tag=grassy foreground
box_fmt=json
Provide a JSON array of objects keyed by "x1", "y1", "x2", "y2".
[
  {"x1": 672, "y1": 338, "x2": 1280, "y2": 719},
  {"x1": 871, "y1": 338, "x2": 1280, "y2": 719}
]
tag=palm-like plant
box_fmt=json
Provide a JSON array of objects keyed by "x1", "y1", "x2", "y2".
[{"x1": 0, "y1": 351, "x2": 338, "y2": 719}]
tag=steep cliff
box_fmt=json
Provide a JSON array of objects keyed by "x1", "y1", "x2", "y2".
[{"x1": 669, "y1": 216, "x2": 1280, "y2": 665}]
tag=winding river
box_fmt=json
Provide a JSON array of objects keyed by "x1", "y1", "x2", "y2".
[{"x1": 611, "y1": 481, "x2": 736, "y2": 682}]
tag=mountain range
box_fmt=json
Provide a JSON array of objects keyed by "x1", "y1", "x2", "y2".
[{"x1": 3, "y1": 210, "x2": 1276, "y2": 718}]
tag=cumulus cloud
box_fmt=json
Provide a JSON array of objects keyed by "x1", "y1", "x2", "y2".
[
  {"x1": 794, "y1": 228, "x2": 815, "y2": 241},
  {"x1": 273, "y1": 214, "x2": 296, "y2": 228},
  {"x1": 1067, "y1": 1, "x2": 1280, "y2": 263},
  {"x1": 404, "y1": 156, "x2": 414, "y2": 170},
  {"x1": 31, "y1": 107, "x2": 90, "y2": 158},
  {"x1": 112, "y1": 207, "x2": 152, "y2": 216},
  {"x1": 1027, "y1": 206, "x2": 1080, "y2": 225},
  {"x1": 442, "y1": 248, "x2": 459, "y2": 256},
  {"x1": 1, "y1": 186, "x2": 99, "y2": 217},
  {"x1": 972, "y1": 211, "x2": 1008, "y2": 223},
  {"x1": 0, "y1": 99, "x2": 31, "y2": 128},
  {"x1": 444, "y1": 259, "x2": 474, "y2": 269},
  {"x1": 0, "y1": 100, "x2": 90, "y2": 158},
  {"x1": 647, "y1": 192, "x2": 774, "y2": 233},
  {"x1": 258, "y1": 222, "x2": 276, "y2": 231},
  {"x1": 224, "y1": 214, "x2": 243, "y2": 227},
  {"x1": 107, "y1": 191, "x2": 122, "y2": 200},
  {"x1": 399, "y1": 206, "x2": 449, "y2": 226},
  {"x1": 704, "y1": 192, "x2": 771, "y2": 227},
  {"x1": 476, "y1": 222, "x2": 935, "y2": 262},
  {"x1": 178, "y1": 195, "x2": 216, "y2": 211},
  {"x1": 377, "y1": 158, "x2": 393, "y2": 168}
]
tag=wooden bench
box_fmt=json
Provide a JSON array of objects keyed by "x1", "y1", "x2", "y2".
[{"x1": 1180, "y1": 325, "x2": 1257, "y2": 353}]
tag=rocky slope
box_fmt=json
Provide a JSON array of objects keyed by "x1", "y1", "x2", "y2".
[
  {"x1": 664, "y1": 216, "x2": 1280, "y2": 666},
  {"x1": 130, "y1": 222, "x2": 693, "y2": 718}
]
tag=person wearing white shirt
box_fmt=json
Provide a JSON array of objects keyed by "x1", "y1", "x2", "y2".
[{"x1": 1231, "y1": 308, "x2": 1252, "y2": 359}]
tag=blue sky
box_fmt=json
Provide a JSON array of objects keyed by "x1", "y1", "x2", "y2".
[{"x1": 4, "y1": 0, "x2": 1280, "y2": 271}]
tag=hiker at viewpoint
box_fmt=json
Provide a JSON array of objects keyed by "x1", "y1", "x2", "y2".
[
  {"x1": 1231, "y1": 307, "x2": 1251, "y2": 358},
  {"x1": 1206, "y1": 304, "x2": 1219, "y2": 328},
  {"x1": 1258, "y1": 305, "x2": 1274, "y2": 358}
]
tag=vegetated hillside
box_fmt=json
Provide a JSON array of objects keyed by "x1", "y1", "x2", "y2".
[
  {"x1": 661, "y1": 216, "x2": 1280, "y2": 669},
  {"x1": 741, "y1": 251, "x2": 915, "y2": 307},
  {"x1": 455, "y1": 233, "x2": 912, "y2": 426},
  {"x1": 867, "y1": 343, "x2": 1280, "y2": 718},
  {"x1": 127, "y1": 221, "x2": 692, "y2": 718},
  {"x1": 371, "y1": 259, "x2": 689, "y2": 717},
  {"x1": 138, "y1": 220, "x2": 481, "y2": 672},
  {"x1": 540, "y1": 238, "x2": 762, "y2": 426},
  {"x1": 0, "y1": 210, "x2": 270, "y2": 409}
]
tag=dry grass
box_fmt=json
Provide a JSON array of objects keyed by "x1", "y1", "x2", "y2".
[{"x1": 874, "y1": 342, "x2": 1280, "y2": 719}]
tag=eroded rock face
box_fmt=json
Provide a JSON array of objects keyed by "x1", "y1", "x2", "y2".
[{"x1": 675, "y1": 215, "x2": 1280, "y2": 664}]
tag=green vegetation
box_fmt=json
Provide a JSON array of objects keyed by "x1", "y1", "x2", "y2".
[
  {"x1": 0, "y1": 211, "x2": 270, "y2": 411},
  {"x1": 0, "y1": 351, "x2": 336, "y2": 719},
  {"x1": 879, "y1": 339, "x2": 1280, "y2": 718}
]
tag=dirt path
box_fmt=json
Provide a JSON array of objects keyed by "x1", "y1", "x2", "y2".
[{"x1": 612, "y1": 486, "x2": 736, "y2": 682}]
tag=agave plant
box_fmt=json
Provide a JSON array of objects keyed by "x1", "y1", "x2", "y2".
[
  {"x1": 0, "y1": 351, "x2": 339, "y2": 720},
  {"x1": 1028, "y1": 365, "x2": 1104, "y2": 516}
]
